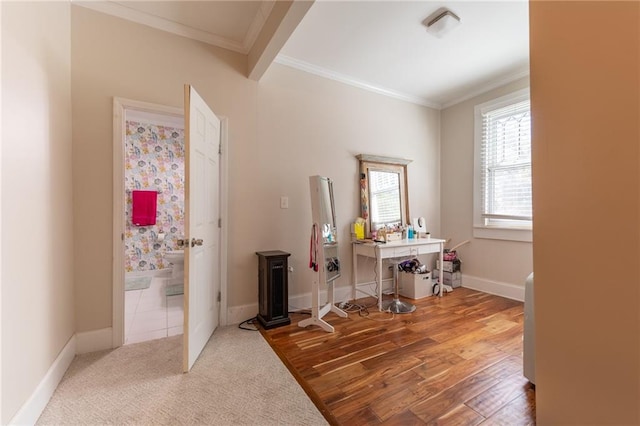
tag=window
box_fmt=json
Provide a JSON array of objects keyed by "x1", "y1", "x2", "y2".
[
  {"x1": 474, "y1": 88, "x2": 532, "y2": 242},
  {"x1": 369, "y1": 169, "x2": 401, "y2": 229}
]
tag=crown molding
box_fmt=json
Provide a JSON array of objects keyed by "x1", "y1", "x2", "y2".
[
  {"x1": 276, "y1": 55, "x2": 530, "y2": 111},
  {"x1": 74, "y1": 1, "x2": 261, "y2": 54},
  {"x1": 243, "y1": 1, "x2": 276, "y2": 52},
  {"x1": 274, "y1": 54, "x2": 441, "y2": 109},
  {"x1": 441, "y1": 67, "x2": 530, "y2": 109}
]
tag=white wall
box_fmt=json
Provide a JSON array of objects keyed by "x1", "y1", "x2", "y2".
[
  {"x1": 440, "y1": 77, "x2": 532, "y2": 295},
  {"x1": 253, "y1": 65, "x2": 441, "y2": 307},
  {"x1": 1, "y1": 2, "x2": 75, "y2": 423},
  {"x1": 71, "y1": 6, "x2": 440, "y2": 331}
]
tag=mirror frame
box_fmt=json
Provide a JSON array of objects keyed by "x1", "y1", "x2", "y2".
[{"x1": 356, "y1": 154, "x2": 411, "y2": 237}]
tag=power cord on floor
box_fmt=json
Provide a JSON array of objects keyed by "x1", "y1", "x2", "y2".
[
  {"x1": 238, "y1": 317, "x2": 258, "y2": 331},
  {"x1": 239, "y1": 302, "x2": 394, "y2": 332},
  {"x1": 337, "y1": 301, "x2": 395, "y2": 322},
  {"x1": 238, "y1": 310, "x2": 312, "y2": 332}
]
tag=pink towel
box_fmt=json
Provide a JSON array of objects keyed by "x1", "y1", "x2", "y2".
[{"x1": 132, "y1": 190, "x2": 157, "y2": 226}]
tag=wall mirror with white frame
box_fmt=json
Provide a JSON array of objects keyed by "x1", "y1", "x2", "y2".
[{"x1": 356, "y1": 154, "x2": 411, "y2": 238}]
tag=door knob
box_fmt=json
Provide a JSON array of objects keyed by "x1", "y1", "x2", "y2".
[{"x1": 191, "y1": 238, "x2": 203, "y2": 247}]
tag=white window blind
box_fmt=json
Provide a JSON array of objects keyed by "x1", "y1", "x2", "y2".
[
  {"x1": 480, "y1": 98, "x2": 532, "y2": 226},
  {"x1": 370, "y1": 170, "x2": 401, "y2": 229}
]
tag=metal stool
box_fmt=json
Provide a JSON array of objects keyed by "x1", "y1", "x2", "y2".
[{"x1": 382, "y1": 258, "x2": 416, "y2": 314}]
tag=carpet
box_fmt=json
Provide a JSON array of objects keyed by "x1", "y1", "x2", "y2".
[
  {"x1": 37, "y1": 326, "x2": 328, "y2": 425},
  {"x1": 125, "y1": 276, "x2": 152, "y2": 291}
]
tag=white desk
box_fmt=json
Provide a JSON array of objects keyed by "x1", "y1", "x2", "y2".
[{"x1": 352, "y1": 238, "x2": 446, "y2": 311}]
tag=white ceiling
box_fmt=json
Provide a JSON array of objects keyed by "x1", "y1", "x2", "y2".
[
  {"x1": 79, "y1": 0, "x2": 530, "y2": 109},
  {"x1": 278, "y1": 1, "x2": 530, "y2": 108}
]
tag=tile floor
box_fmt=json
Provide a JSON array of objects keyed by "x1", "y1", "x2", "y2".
[{"x1": 125, "y1": 275, "x2": 184, "y2": 345}]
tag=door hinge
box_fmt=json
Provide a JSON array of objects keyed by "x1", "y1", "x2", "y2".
[
  {"x1": 218, "y1": 218, "x2": 222, "y2": 228},
  {"x1": 121, "y1": 233, "x2": 124, "y2": 241},
  {"x1": 218, "y1": 142, "x2": 222, "y2": 155},
  {"x1": 217, "y1": 291, "x2": 221, "y2": 302}
]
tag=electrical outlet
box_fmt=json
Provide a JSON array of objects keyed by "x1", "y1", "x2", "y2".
[{"x1": 280, "y1": 196, "x2": 289, "y2": 209}]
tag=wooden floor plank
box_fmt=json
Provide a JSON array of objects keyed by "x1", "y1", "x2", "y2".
[
  {"x1": 381, "y1": 408, "x2": 430, "y2": 425},
  {"x1": 464, "y1": 372, "x2": 531, "y2": 418},
  {"x1": 337, "y1": 356, "x2": 425, "y2": 396},
  {"x1": 431, "y1": 403, "x2": 486, "y2": 426},
  {"x1": 478, "y1": 384, "x2": 536, "y2": 426},
  {"x1": 366, "y1": 373, "x2": 436, "y2": 421},
  {"x1": 330, "y1": 369, "x2": 426, "y2": 420},
  {"x1": 413, "y1": 349, "x2": 507, "y2": 393},
  {"x1": 337, "y1": 406, "x2": 381, "y2": 425},
  {"x1": 410, "y1": 370, "x2": 501, "y2": 423},
  {"x1": 481, "y1": 355, "x2": 524, "y2": 381},
  {"x1": 260, "y1": 288, "x2": 535, "y2": 425},
  {"x1": 307, "y1": 362, "x2": 369, "y2": 394}
]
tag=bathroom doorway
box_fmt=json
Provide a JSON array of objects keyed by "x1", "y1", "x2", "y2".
[
  {"x1": 112, "y1": 97, "x2": 228, "y2": 349},
  {"x1": 122, "y1": 108, "x2": 185, "y2": 345}
]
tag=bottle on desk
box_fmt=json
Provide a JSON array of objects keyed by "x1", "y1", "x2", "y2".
[{"x1": 407, "y1": 225, "x2": 414, "y2": 239}]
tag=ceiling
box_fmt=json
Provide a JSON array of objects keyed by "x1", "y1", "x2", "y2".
[{"x1": 78, "y1": 0, "x2": 530, "y2": 109}]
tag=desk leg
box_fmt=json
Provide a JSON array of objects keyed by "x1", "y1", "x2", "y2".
[
  {"x1": 438, "y1": 242, "x2": 444, "y2": 297},
  {"x1": 352, "y1": 243, "x2": 357, "y2": 302},
  {"x1": 377, "y1": 250, "x2": 383, "y2": 311}
]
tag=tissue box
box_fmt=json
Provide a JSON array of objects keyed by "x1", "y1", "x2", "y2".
[
  {"x1": 399, "y1": 271, "x2": 433, "y2": 299},
  {"x1": 385, "y1": 232, "x2": 403, "y2": 242}
]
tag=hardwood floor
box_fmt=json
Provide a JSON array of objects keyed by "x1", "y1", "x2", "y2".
[{"x1": 260, "y1": 288, "x2": 535, "y2": 425}]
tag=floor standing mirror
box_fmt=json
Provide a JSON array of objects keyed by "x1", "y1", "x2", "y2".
[{"x1": 298, "y1": 175, "x2": 348, "y2": 332}]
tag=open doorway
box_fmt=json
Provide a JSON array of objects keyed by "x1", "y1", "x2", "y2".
[
  {"x1": 122, "y1": 109, "x2": 186, "y2": 344},
  {"x1": 112, "y1": 97, "x2": 229, "y2": 349}
]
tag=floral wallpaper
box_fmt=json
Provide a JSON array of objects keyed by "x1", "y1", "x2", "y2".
[{"x1": 125, "y1": 120, "x2": 184, "y2": 272}]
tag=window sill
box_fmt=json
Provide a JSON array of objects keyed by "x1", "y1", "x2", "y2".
[{"x1": 473, "y1": 226, "x2": 532, "y2": 243}]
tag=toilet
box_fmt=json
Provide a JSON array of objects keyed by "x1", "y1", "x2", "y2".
[{"x1": 164, "y1": 249, "x2": 184, "y2": 279}]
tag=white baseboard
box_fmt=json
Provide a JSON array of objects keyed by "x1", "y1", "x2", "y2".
[
  {"x1": 76, "y1": 327, "x2": 113, "y2": 354},
  {"x1": 288, "y1": 286, "x2": 353, "y2": 312},
  {"x1": 228, "y1": 276, "x2": 524, "y2": 326},
  {"x1": 9, "y1": 335, "x2": 76, "y2": 426},
  {"x1": 288, "y1": 293, "x2": 312, "y2": 312},
  {"x1": 226, "y1": 304, "x2": 258, "y2": 325},
  {"x1": 462, "y1": 274, "x2": 525, "y2": 302}
]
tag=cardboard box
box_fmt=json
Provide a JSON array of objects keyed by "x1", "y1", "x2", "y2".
[
  {"x1": 433, "y1": 269, "x2": 462, "y2": 288},
  {"x1": 399, "y1": 271, "x2": 433, "y2": 299},
  {"x1": 436, "y1": 259, "x2": 461, "y2": 273}
]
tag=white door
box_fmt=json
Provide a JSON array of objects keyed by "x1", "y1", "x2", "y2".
[{"x1": 183, "y1": 85, "x2": 221, "y2": 372}]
